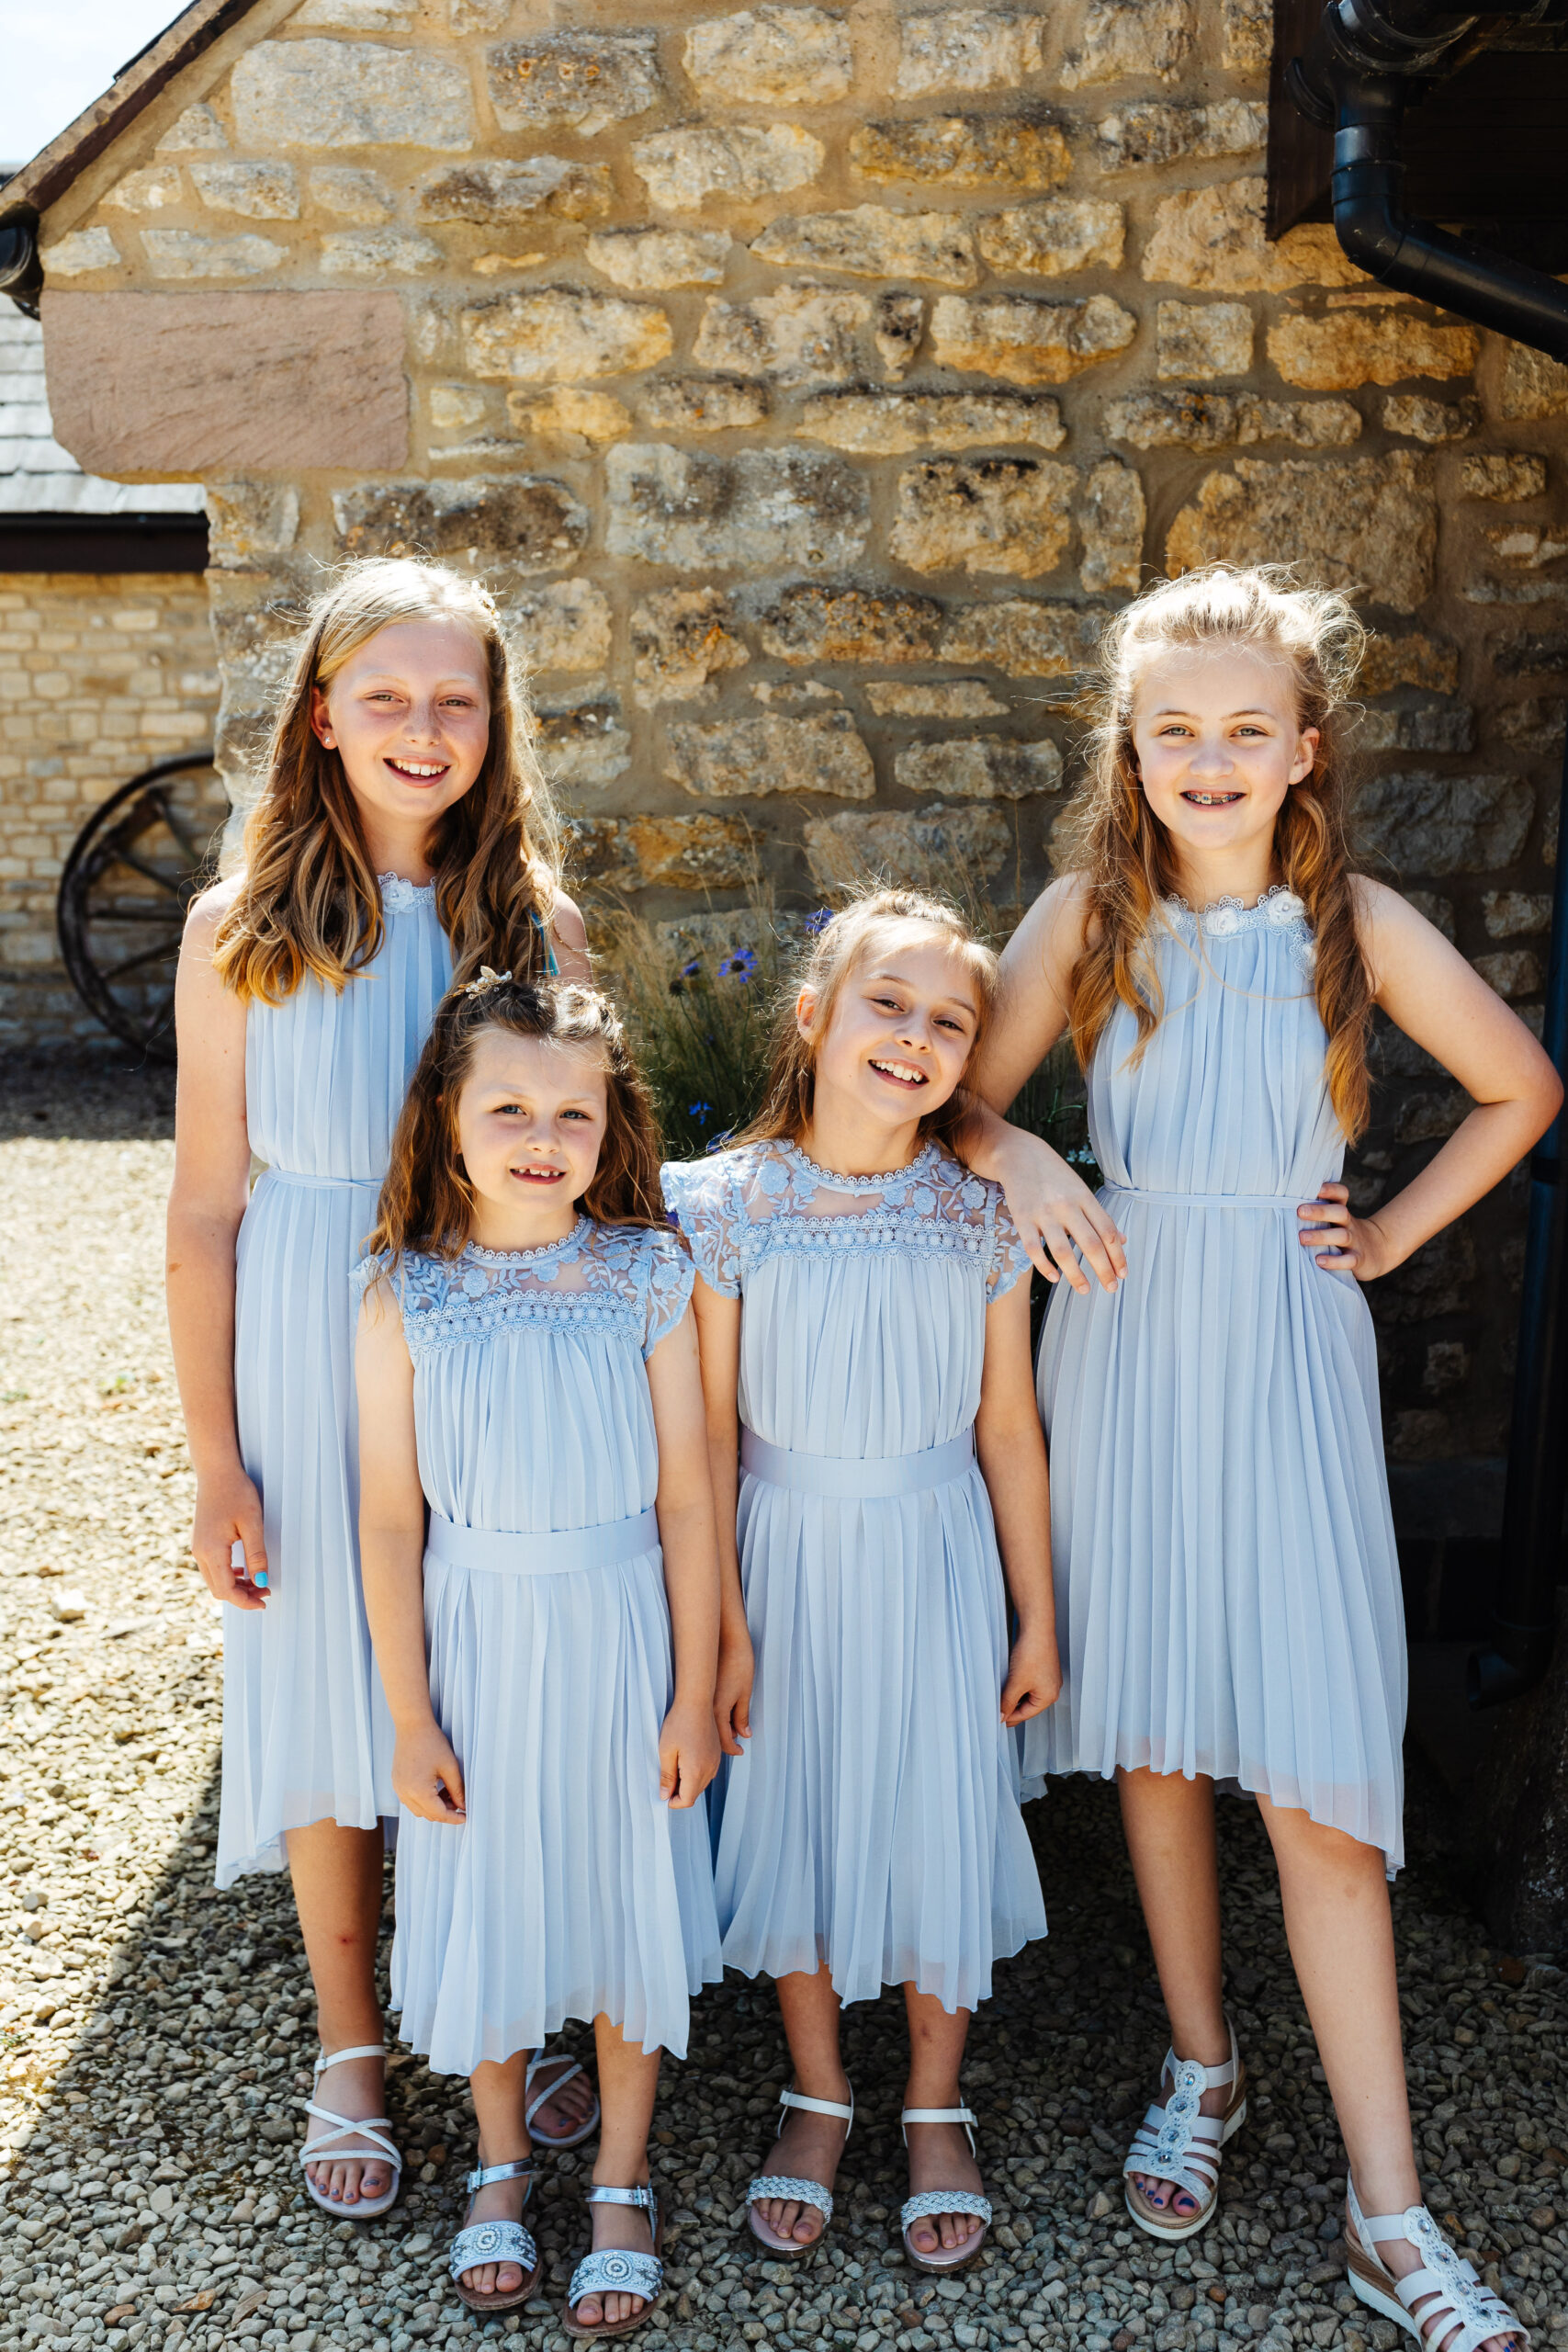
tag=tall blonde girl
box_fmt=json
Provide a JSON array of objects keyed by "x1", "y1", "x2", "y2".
[
  {"x1": 966, "y1": 566, "x2": 1558, "y2": 2352},
  {"x1": 166, "y1": 559, "x2": 593, "y2": 2219}
]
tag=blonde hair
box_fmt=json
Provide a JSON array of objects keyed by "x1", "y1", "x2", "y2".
[
  {"x1": 213, "y1": 559, "x2": 560, "y2": 1004},
  {"x1": 1056, "y1": 563, "x2": 1374, "y2": 1143},
  {"x1": 739, "y1": 888, "x2": 998, "y2": 1152}
]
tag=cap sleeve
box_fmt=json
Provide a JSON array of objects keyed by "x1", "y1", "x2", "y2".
[
  {"x1": 351, "y1": 1250, "x2": 392, "y2": 1306},
  {"x1": 642, "y1": 1228, "x2": 696, "y2": 1359},
  {"x1": 660, "y1": 1158, "x2": 743, "y2": 1298},
  {"x1": 986, "y1": 1188, "x2": 1033, "y2": 1304}
]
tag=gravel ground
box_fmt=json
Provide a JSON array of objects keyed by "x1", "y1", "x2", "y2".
[{"x1": 3, "y1": 1057, "x2": 1568, "y2": 2352}]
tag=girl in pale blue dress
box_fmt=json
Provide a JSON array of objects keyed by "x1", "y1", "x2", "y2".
[
  {"x1": 969, "y1": 567, "x2": 1556, "y2": 2352},
  {"x1": 169, "y1": 560, "x2": 594, "y2": 2221},
  {"x1": 356, "y1": 977, "x2": 721, "y2": 2338},
  {"x1": 664, "y1": 890, "x2": 1057, "y2": 2278}
]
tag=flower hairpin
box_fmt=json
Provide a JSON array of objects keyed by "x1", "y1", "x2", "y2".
[{"x1": 458, "y1": 966, "x2": 512, "y2": 998}]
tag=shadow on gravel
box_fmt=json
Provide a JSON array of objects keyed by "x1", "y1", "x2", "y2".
[{"x1": 0, "y1": 1052, "x2": 177, "y2": 1146}]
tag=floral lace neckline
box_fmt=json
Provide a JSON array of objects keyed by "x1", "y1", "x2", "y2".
[
  {"x1": 464, "y1": 1217, "x2": 590, "y2": 1266},
  {"x1": 378, "y1": 871, "x2": 436, "y2": 910},
  {"x1": 780, "y1": 1137, "x2": 942, "y2": 1193},
  {"x1": 1163, "y1": 884, "x2": 1306, "y2": 930}
]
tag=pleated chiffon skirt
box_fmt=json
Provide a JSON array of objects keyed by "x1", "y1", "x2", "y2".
[
  {"x1": 392, "y1": 1544, "x2": 723, "y2": 2073},
  {"x1": 715, "y1": 1470, "x2": 1047, "y2": 2015}
]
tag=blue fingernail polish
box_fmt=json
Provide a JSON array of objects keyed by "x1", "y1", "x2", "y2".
[{"x1": 254, "y1": 1571, "x2": 268, "y2": 1589}]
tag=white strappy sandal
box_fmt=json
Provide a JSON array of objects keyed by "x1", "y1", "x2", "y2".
[
  {"x1": 746, "y1": 2084, "x2": 854, "y2": 2257},
  {"x1": 1122, "y1": 2019, "x2": 1247, "y2": 2241},
  {"x1": 526, "y1": 2049, "x2": 601, "y2": 2150},
  {"x1": 1346, "y1": 2179, "x2": 1529, "y2": 2352},
  {"x1": 299, "y1": 2042, "x2": 402, "y2": 2222},
  {"x1": 449, "y1": 2155, "x2": 541, "y2": 2315},
  {"x1": 900, "y1": 2098, "x2": 993, "y2": 2275},
  {"x1": 563, "y1": 2182, "x2": 664, "y2": 2341}
]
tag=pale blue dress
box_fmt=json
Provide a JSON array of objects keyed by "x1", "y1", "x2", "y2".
[
  {"x1": 217, "y1": 875, "x2": 450, "y2": 1887},
  {"x1": 358, "y1": 1221, "x2": 722, "y2": 2072},
  {"x1": 663, "y1": 1138, "x2": 1047, "y2": 2016},
  {"x1": 1026, "y1": 888, "x2": 1406, "y2": 1869}
]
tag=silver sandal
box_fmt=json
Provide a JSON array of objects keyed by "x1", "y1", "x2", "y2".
[
  {"x1": 746, "y1": 2084, "x2": 854, "y2": 2258},
  {"x1": 900, "y1": 2099, "x2": 992, "y2": 2275},
  {"x1": 298, "y1": 2042, "x2": 402, "y2": 2222},
  {"x1": 562, "y1": 2182, "x2": 664, "y2": 2341},
  {"x1": 1346, "y1": 2178, "x2": 1529, "y2": 2351},
  {"x1": 449, "y1": 2156, "x2": 541, "y2": 2316},
  {"x1": 1122, "y1": 2018, "x2": 1247, "y2": 2242}
]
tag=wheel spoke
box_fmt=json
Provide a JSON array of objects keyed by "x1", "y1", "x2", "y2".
[
  {"x1": 94, "y1": 939, "x2": 183, "y2": 983},
  {"x1": 76, "y1": 900, "x2": 190, "y2": 924},
  {"x1": 143, "y1": 786, "x2": 217, "y2": 867},
  {"x1": 96, "y1": 844, "x2": 188, "y2": 898}
]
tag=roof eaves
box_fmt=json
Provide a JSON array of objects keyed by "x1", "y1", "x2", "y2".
[{"x1": 2, "y1": 0, "x2": 266, "y2": 220}]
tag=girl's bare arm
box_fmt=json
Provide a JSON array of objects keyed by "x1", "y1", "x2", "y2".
[
  {"x1": 687, "y1": 1278, "x2": 753, "y2": 1756},
  {"x1": 646, "y1": 1305, "x2": 725, "y2": 1806},
  {"x1": 975, "y1": 1275, "x2": 1061, "y2": 1725},
  {"x1": 166, "y1": 886, "x2": 266, "y2": 1608},
  {"x1": 550, "y1": 889, "x2": 592, "y2": 985}
]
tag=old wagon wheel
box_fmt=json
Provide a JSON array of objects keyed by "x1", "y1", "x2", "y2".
[{"x1": 56, "y1": 751, "x2": 229, "y2": 1061}]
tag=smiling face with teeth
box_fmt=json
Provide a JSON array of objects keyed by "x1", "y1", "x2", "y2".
[
  {"x1": 310, "y1": 617, "x2": 492, "y2": 872},
  {"x1": 798, "y1": 932, "x2": 984, "y2": 1172},
  {"x1": 1129, "y1": 645, "x2": 1319, "y2": 902},
  {"x1": 455, "y1": 1026, "x2": 609, "y2": 1251}
]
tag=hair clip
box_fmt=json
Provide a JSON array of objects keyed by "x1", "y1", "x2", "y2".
[{"x1": 458, "y1": 966, "x2": 512, "y2": 998}]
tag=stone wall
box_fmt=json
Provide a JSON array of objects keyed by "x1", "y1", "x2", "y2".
[
  {"x1": 28, "y1": 0, "x2": 1568, "y2": 1473},
  {"x1": 0, "y1": 575, "x2": 220, "y2": 1052}
]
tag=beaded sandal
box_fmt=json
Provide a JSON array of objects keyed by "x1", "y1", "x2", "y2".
[
  {"x1": 1122, "y1": 2020, "x2": 1247, "y2": 2242},
  {"x1": 298, "y1": 2043, "x2": 402, "y2": 2222},
  {"x1": 900, "y1": 2100, "x2": 993, "y2": 2276},
  {"x1": 448, "y1": 2156, "x2": 541, "y2": 2316},
  {"x1": 562, "y1": 2182, "x2": 665, "y2": 2341},
  {"x1": 526, "y1": 2050, "x2": 601, "y2": 2151},
  {"x1": 1346, "y1": 2178, "x2": 1529, "y2": 2352},
  {"x1": 746, "y1": 2085, "x2": 855, "y2": 2258}
]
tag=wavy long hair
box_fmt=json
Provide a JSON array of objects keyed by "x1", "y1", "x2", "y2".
[
  {"x1": 1056, "y1": 564, "x2": 1374, "y2": 1142},
  {"x1": 367, "y1": 977, "x2": 667, "y2": 1263},
  {"x1": 739, "y1": 888, "x2": 998, "y2": 1154},
  {"x1": 213, "y1": 560, "x2": 561, "y2": 1004}
]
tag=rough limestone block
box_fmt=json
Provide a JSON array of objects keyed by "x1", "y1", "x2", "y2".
[
  {"x1": 805, "y1": 802, "x2": 1010, "y2": 887},
  {"x1": 537, "y1": 701, "x2": 632, "y2": 788},
  {"x1": 1142, "y1": 179, "x2": 1366, "y2": 292},
  {"x1": 850, "y1": 114, "x2": 1071, "y2": 190},
  {"x1": 939, "y1": 599, "x2": 1102, "y2": 674},
  {"x1": 462, "y1": 289, "x2": 673, "y2": 381},
  {"x1": 1359, "y1": 631, "x2": 1460, "y2": 695},
  {"x1": 333, "y1": 475, "x2": 589, "y2": 573},
  {"x1": 141, "y1": 232, "x2": 287, "y2": 279},
  {"x1": 42, "y1": 290, "x2": 408, "y2": 474},
  {"x1": 1461, "y1": 453, "x2": 1549, "y2": 502},
  {"x1": 587, "y1": 229, "x2": 731, "y2": 291},
  {"x1": 1166, "y1": 453, "x2": 1435, "y2": 614},
  {"x1": 1105, "y1": 388, "x2": 1359, "y2": 450},
  {"x1": 890, "y1": 457, "x2": 1077, "y2": 579},
  {"x1": 1501, "y1": 345, "x2": 1568, "y2": 421},
  {"x1": 1078, "y1": 458, "x2": 1145, "y2": 593},
  {"x1": 40, "y1": 232, "x2": 121, "y2": 278},
  {"x1": 504, "y1": 581, "x2": 613, "y2": 674},
  {"x1": 1357, "y1": 772, "x2": 1535, "y2": 876},
  {"x1": 568, "y1": 813, "x2": 755, "y2": 890},
  {"x1": 1473, "y1": 949, "x2": 1544, "y2": 1000},
  {"x1": 875, "y1": 293, "x2": 925, "y2": 379},
  {"x1": 694, "y1": 286, "x2": 872, "y2": 386},
  {"x1": 430, "y1": 384, "x2": 489, "y2": 432},
  {"x1": 896, "y1": 735, "x2": 1061, "y2": 798},
  {"x1": 896, "y1": 11, "x2": 1047, "y2": 98},
  {"x1": 486, "y1": 32, "x2": 663, "y2": 138},
  {"x1": 505, "y1": 388, "x2": 633, "y2": 444},
  {"x1": 204, "y1": 483, "x2": 300, "y2": 570},
  {"x1": 683, "y1": 7, "x2": 853, "y2": 106},
  {"x1": 641, "y1": 377, "x2": 771, "y2": 432},
  {"x1": 419, "y1": 160, "x2": 612, "y2": 227},
  {"x1": 757, "y1": 583, "x2": 944, "y2": 662},
  {"x1": 190, "y1": 161, "x2": 300, "y2": 220},
  {"x1": 630, "y1": 124, "x2": 824, "y2": 209},
  {"x1": 632, "y1": 588, "x2": 750, "y2": 707},
  {"x1": 606, "y1": 445, "x2": 870, "y2": 571},
  {"x1": 795, "y1": 388, "x2": 1063, "y2": 455},
  {"x1": 1485, "y1": 524, "x2": 1568, "y2": 570},
  {"x1": 450, "y1": 0, "x2": 512, "y2": 28},
  {"x1": 1156, "y1": 300, "x2": 1252, "y2": 380},
  {"x1": 1222, "y1": 0, "x2": 1271, "y2": 70},
  {"x1": 1267, "y1": 311, "x2": 1477, "y2": 390},
  {"x1": 864, "y1": 680, "x2": 1008, "y2": 717},
  {"x1": 309, "y1": 167, "x2": 395, "y2": 222},
  {"x1": 751, "y1": 207, "x2": 979, "y2": 288},
  {"x1": 1382, "y1": 393, "x2": 1479, "y2": 444},
  {"x1": 297, "y1": 0, "x2": 418, "y2": 24},
  {"x1": 1061, "y1": 0, "x2": 1196, "y2": 87},
  {"x1": 1483, "y1": 887, "x2": 1554, "y2": 934},
  {"x1": 1356, "y1": 704, "x2": 1474, "y2": 755},
  {"x1": 321, "y1": 231, "x2": 444, "y2": 277},
  {"x1": 158, "y1": 103, "x2": 228, "y2": 153},
  {"x1": 104, "y1": 165, "x2": 186, "y2": 213},
  {"x1": 1095, "y1": 99, "x2": 1263, "y2": 171},
  {"x1": 231, "y1": 40, "x2": 477, "y2": 150},
  {"x1": 976, "y1": 198, "x2": 1123, "y2": 277},
  {"x1": 666, "y1": 711, "x2": 874, "y2": 799},
  {"x1": 931, "y1": 292, "x2": 1135, "y2": 386}
]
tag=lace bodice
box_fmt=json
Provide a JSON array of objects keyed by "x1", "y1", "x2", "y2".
[
  {"x1": 1160, "y1": 884, "x2": 1315, "y2": 966},
  {"x1": 355, "y1": 1219, "x2": 694, "y2": 1363},
  {"x1": 661, "y1": 1138, "x2": 1031, "y2": 1304}
]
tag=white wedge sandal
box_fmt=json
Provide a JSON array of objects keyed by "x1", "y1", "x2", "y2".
[
  {"x1": 1346, "y1": 2179, "x2": 1529, "y2": 2351},
  {"x1": 1122, "y1": 2019, "x2": 1247, "y2": 2242},
  {"x1": 900, "y1": 2099, "x2": 992, "y2": 2276},
  {"x1": 299, "y1": 2042, "x2": 403, "y2": 2222},
  {"x1": 746, "y1": 2085, "x2": 854, "y2": 2258},
  {"x1": 525, "y1": 2049, "x2": 601, "y2": 2151}
]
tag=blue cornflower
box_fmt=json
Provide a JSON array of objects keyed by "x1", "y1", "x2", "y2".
[
  {"x1": 718, "y1": 945, "x2": 759, "y2": 980},
  {"x1": 688, "y1": 1101, "x2": 712, "y2": 1125},
  {"x1": 679, "y1": 956, "x2": 702, "y2": 978},
  {"x1": 804, "y1": 909, "x2": 833, "y2": 935}
]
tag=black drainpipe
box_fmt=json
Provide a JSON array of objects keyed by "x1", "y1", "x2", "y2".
[{"x1": 1287, "y1": 0, "x2": 1568, "y2": 1705}]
